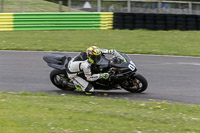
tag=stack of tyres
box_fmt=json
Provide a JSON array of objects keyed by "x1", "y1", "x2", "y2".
[
  {"x1": 166, "y1": 14, "x2": 176, "y2": 30},
  {"x1": 155, "y1": 14, "x2": 166, "y2": 30},
  {"x1": 113, "y1": 13, "x2": 125, "y2": 29},
  {"x1": 134, "y1": 13, "x2": 145, "y2": 29},
  {"x1": 176, "y1": 14, "x2": 187, "y2": 30},
  {"x1": 186, "y1": 15, "x2": 197, "y2": 30},
  {"x1": 124, "y1": 13, "x2": 135, "y2": 30},
  {"x1": 145, "y1": 13, "x2": 155, "y2": 30},
  {"x1": 113, "y1": 13, "x2": 200, "y2": 31}
]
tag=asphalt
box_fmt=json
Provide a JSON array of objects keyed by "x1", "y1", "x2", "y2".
[{"x1": 0, "y1": 50, "x2": 200, "y2": 104}]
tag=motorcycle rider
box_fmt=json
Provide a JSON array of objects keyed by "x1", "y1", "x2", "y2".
[{"x1": 67, "y1": 46, "x2": 123, "y2": 94}]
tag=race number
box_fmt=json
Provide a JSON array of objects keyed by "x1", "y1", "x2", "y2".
[{"x1": 128, "y1": 61, "x2": 136, "y2": 71}]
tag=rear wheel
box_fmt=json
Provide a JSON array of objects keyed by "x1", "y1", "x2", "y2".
[
  {"x1": 121, "y1": 74, "x2": 148, "y2": 93},
  {"x1": 50, "y1": 69, "x2": 75, "y2": 91}
]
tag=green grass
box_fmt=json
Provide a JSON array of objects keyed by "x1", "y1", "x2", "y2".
[
  {"x1": 0, "y1": 92, "x2": 200, "y2": 133},
  {"x1": 1, "y1": 30, "x2": 200, "y2": 56},
  {"x1": 1, "y1": 29, "x2": 200, "y2": 132},
  {"x1": 0, "y1": 0, "x2": 81, "y2": 13}
]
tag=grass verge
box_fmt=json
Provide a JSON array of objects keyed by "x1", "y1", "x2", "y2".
[
  {"x1": 1, "y1": 0, "x2": 80, "y2": 13},
  {"x1": 1, "y1": 30, "x2": 200, "y2": 57},
  {"x1": 0, "y1": 92, "x2": 200, "y2": 133}
]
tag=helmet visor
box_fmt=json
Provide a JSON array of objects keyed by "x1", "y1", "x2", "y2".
[{"x1": 90, "y1": 54, "x2": 101, "y2": 64}]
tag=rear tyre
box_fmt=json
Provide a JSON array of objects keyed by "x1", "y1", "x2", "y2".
[
  {"x1": 50, "y1": 69, "x2": 75, "y2": 91},
  {"x1": 122, "y1": 74, "x2": 148, "y2": 93}
]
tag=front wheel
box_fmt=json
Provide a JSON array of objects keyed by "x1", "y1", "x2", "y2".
[
  {"x1": 121, "y1": 74, "x2": 148, "y2": 93},
  {"x1": 50, "y1": 69, "x2": 75, "y2": 91}
]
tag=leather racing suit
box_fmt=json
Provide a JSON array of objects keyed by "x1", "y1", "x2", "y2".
[{"x1": 67, "y1": 49, "x2": 122, "y2": 93}]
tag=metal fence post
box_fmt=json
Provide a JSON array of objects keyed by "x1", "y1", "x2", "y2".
[
  {"x1": 59, "y1": 1, "x2": 63, "y2": 12},
  {"x1": 1, "y1": 0, "x2": 4, "y2": 13},
  {"x1": 158, "y1": 0, "x2": 162, "y2": 13},
  {"x1": 189, "y1": 2, "x2": 192, "y2": 14},
  {"x1": 97, "y1": 0, "x2": 101, "y2": 12},
  {"x1": 68, "y1": 0, "x2": 71, "y2": 12},
  {"x1": 127, "y1": 0, "x2": 131, "y2": 13},
  {"x1": 20, "y1": 2, "x2": 24, "y2": 12}
]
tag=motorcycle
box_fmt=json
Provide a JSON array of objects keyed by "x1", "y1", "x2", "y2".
[{"x1": 43, "y1": 52, "x2": 148, "y2": 93}]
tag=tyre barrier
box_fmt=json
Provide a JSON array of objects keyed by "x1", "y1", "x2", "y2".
[
  {"x1": 113, "y1": 13, "x2": 200, "y2": 31},
  {"x1": 1, "y1": 12, "x2": 200, "y2": 31},
  {"x1": 0, "y1": 12, "x2": 113, "y2": 31}
]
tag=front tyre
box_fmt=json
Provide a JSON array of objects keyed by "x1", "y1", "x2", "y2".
[
  {"x1": 122, "y1": 74, "x2": 148, "y2": 93},
  {"x1": 50, "y1": 69, "x2": 75, "y2": 91}
]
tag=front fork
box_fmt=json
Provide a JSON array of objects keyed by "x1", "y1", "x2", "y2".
[{"x1": 120, "y1": 72, "x2": 137, "y2": 87}]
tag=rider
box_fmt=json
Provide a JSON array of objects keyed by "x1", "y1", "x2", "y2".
[{"x1": 67, "y1": 46, "x2": 122, "y2": 94}]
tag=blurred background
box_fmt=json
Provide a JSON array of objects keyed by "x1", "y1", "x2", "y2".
[{"x1": 1, "y1": 0, "x2": 200, "y2": 15}]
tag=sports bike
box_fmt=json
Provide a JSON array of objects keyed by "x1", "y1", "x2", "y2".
[{"x1": 43, "y1": 52, "x2": 148, "y2": 93}]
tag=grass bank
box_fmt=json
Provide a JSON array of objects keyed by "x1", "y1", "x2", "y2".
[
  {"x1": 1, "y1": 0, "x2": 80, "y2": 13},
  {"x1": 1, "y1": 30, "x2": 200, "y2": 57},
  {"x1": 0, "y1": 92, "x2": 200, "y2": 133}
]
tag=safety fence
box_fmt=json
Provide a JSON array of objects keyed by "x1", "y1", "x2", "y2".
[
  {"x1": 113, "y1": 13, "x2": 200, "y2": 30},
  {"x1": 0, "y1": 12, "x2": 113, "y2": 31}
]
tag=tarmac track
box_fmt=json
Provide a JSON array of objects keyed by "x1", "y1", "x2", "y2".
[{"x1": 0, "y1": 50, "x2": 200, "y2": 104}]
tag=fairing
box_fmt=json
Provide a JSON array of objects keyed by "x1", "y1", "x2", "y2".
[{"x1": 43, "y1": 53, "x2": 71, "y2": 70}]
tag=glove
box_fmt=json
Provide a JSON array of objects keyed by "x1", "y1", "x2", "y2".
[{"x1": 100, "y1": 73, "x2": 110, "y2": 79}]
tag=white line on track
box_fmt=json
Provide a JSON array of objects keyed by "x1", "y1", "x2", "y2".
[
  {"x1": 177, "y1": 62, "x2": 200, "y2": 66},
  {"x1": 1, "y1": 50, "x2": 200, "y2": 59}
]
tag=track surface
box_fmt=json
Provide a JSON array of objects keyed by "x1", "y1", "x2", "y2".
[{"x1": 0, "y1": 50, "x2": 200, "y2": 104}]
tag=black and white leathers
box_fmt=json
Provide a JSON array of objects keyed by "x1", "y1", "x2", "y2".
[{"x1": 67, "y1": 49, "x2": 119, "y2": 92}]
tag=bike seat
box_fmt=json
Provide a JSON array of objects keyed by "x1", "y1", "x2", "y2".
[{"x1": 73, "y1": 52, "x2": 87, "y2": 61}]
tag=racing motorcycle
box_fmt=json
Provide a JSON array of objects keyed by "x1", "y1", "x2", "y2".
[{"x1": 43, "y1": 52, "x2": 148, "y2": 93}]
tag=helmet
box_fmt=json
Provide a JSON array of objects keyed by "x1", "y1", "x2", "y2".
[{"x1": 86, "y1": 46, "x2": 101, "y2": 64}]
